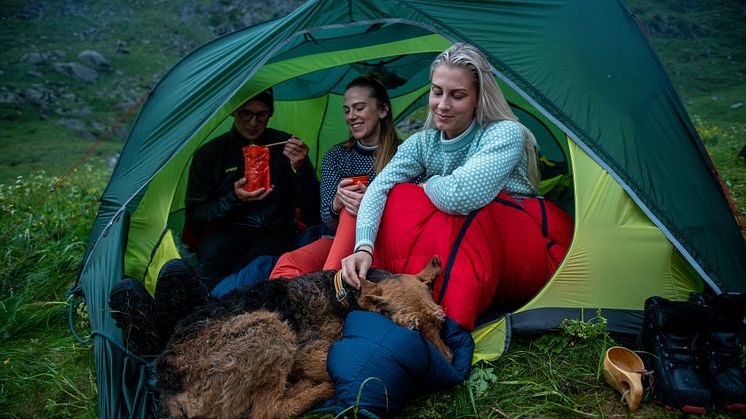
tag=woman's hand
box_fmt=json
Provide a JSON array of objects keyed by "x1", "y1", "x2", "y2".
[
  {"x1": 332, "y1": 178, "x2": 367, "y2": 216},
  {"x1": 341, "y1": 246, "x2": 373, "y2": 289}
]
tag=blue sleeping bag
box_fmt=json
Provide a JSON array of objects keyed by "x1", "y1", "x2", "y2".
[{"x1": 321, "y1": 310, "x2": 474, "y2": 417}]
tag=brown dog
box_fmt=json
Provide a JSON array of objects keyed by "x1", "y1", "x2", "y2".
[
  {"x1": 157, "y1": 256, "x2": 449, "y2": 419},
  {"x1": 358, "y1": 255, "x2": 452, "y2": 362}
]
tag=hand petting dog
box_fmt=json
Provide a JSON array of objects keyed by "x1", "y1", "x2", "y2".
[{"x1": 341, "y1": 245, "x2": 374, "y2": 289}]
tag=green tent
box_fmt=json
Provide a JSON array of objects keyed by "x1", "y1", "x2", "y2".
[{"x1": 77, "y1": 0, "x2": 746, "y2": 417}]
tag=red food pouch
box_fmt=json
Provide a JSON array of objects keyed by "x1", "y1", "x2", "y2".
[{"x1": 242, "y1": 145, "x2": 270, "y2": 192}]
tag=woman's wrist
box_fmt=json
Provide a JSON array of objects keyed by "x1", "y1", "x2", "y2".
[
  {"x1": 355, "y1": 247, "x2": 374, "y2": 263},
  {"x1": 331, "y1": 197, "x2": 343, "y2": 214}
]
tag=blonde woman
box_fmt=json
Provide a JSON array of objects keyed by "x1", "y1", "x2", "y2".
[{"x1": 341, "y1": 43, "x2": 573, "y2": 329}]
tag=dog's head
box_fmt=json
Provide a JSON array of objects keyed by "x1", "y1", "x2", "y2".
[{"x1": 357, "y1": 256, "x2": 444, "y2": 329}]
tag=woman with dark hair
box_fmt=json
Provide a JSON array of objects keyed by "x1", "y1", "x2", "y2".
[{"x1": 266, "y1": 74, "x2": 401, "y2": 278}]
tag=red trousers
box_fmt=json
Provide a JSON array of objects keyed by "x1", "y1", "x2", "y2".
[{"x1": 269, "y1": 211, "x2": 359, "y2": 278}]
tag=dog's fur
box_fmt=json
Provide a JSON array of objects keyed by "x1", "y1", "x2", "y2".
[{"x1": 156, "y1": 256, "x2": 449, "y2": 419}]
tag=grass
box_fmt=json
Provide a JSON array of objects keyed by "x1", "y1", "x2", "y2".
[
  {"x1": 0, "y1": 167, "x2": 104, "y2": 418},
  {"x1": 0, "y1": 114, "x2": 122, "y2": 183},
  {"x1": 696, "y1": 118, "x2": 746, "y2": 219},
  {"x1": 1, "y1": 0, "x2": 744, "y2": 417}
]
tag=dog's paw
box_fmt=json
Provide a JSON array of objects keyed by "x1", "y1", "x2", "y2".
[{"x1": 432, "y1": 306, "x2": 446, "y2": 321}]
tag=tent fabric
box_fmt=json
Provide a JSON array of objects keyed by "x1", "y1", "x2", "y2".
[
  {"x1": 85, "y1": 0, "x2": 745, "y2": 291},
  {"x1": 77, "y1": 1, "x2": 746, "y2": 417},
  {"x1": 470, "y1": 141, "x2": 705, "y2": 361}
]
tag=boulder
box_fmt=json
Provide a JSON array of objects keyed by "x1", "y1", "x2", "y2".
[
  {"x1": 116, "y1": 39, "x2": 130, "y2": 54},
  {"x1": 57, "y1": 118, "x2": 86, "y2": 131},
  {"x1": 22, "y1": 52, "x2": 46, "y2": 65},
  {"x1": 0, "y1": 89, "x2": 20, "y2": 105},
  {"x1": 71, "y1": 107, "x2": 92, "y2": 116},
  {"x1": 23, "y1": 86, "x2": 57, "y2": 105},
  {"x1": 78, "y1": 50, "x2": 110, "y2": 68},
  {"x1": 53, "y1": 62, "x2": 98, "y2": 83}
]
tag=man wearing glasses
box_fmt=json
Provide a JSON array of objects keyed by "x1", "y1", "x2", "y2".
[{"x1": 184, "y1": 88, "x2": 321, "y2": 292}]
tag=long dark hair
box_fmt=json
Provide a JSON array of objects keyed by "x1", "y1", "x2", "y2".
[{"x1": 341, "y1": 74, "x2": 401, "y2": 174}]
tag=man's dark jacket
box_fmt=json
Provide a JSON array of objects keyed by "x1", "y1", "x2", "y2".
[{"x1": 185, "y1": 127, "x2": 321, "y2": 235}]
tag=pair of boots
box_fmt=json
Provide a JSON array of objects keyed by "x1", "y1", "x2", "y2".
[
  {"x1": 641, "y1": 293, "x2": 746, "y2": 414},
  {"x1": 108, "y1": 259, "x2": 208, "y2": 356}
]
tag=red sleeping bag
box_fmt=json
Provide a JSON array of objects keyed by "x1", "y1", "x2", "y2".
[{"x1": 372, "y1": 183, "x2": 573, "y2": 330}]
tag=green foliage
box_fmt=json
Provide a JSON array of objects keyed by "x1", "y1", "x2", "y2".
[
  {"x1": 0, "y1": 165, "x2": 106, "y2": 417},
  {"x1": 0, "y1": 167, "x2": 105, "y2": 301},
  {"x1": 399, "y1": 384, "x2": 472, "y2": 418},
  {"x1": 75, "y1": 299, "x2": 90, "y2": 332},
  {"x1": 1, "y1": 331, "x2": 97, "y2": 419},
  {"x1": 695, "y1": 117, "x2": 746, "y2": 219},
  {"x1": 460, "y1": 336, "x2": 632, "y2": 418},
  {"x1": 468, "y1": 364, "x2": 499, "y2": 396},
  {"x1": 534, "y1": 309, "x2": 610, "y2": 355}
]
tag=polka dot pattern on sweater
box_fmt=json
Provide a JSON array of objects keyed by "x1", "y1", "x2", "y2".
[
  {"x1": 320, "y1": 142, "x2": 376, "y2": 232},
  {"x1": 356, "y1": 120, "x2": 538, "y2": 250}
]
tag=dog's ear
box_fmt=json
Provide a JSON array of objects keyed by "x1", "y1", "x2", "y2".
[
  {"x1": 416, "y1": 255, "x2": 442, "y2": 285},
  {"x1": 359, "y1": 279, "x2": 381, "y2": 296},
  {"x1": 358, "y1": 280, "x2": 388, "y2": 311}
]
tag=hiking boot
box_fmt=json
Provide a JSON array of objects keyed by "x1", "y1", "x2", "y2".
[
  {"x1": 108, "y1": 278, "x2": 163, "y2": 355},
  {"x1": 690, "y1": 292, "x2": 746, "y2": 412},
  {"x1": 641, "y1": 296, "x2": 710, "y2": 414},
  {"x1": 152, "y1": 259, "x2": 207, "y2": 342}
]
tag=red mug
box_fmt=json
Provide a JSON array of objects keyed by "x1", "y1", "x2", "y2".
[{"x1": 344, "y1": 175, "x2": 369, "y2": 187}]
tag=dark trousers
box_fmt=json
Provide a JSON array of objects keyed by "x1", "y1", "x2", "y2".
[{"x1": 195, "y1": 228, "x2": 296, "y2": 291}]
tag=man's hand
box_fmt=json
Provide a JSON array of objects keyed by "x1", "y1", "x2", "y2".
[
  {"x1": 283, "y1": 136, "x2": 309, "y2": 171},
  {"x1": 234, "y1": 178, "x2": 273, "y2": 202}
]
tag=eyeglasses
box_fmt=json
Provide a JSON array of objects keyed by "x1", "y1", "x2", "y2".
[{"x1": 236, "y1": 110, "x2": 270, "y2": 123}]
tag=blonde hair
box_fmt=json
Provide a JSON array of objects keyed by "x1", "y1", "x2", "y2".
[{"x1": 424, "y1": 43, "x2": 540, "y2": 188}]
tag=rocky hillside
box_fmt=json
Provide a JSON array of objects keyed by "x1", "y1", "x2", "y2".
[
  {"x1": 0, "y1": 0, "x2": 302, "y2": 182},
  {"x1": 0, "y1": 0, "x2": 743, "y2": 182},
  {"x1": 0, "y1": 1, "x2": 303, "y2": 126}
]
